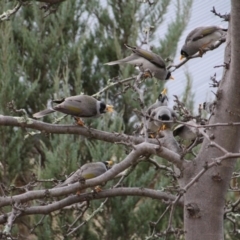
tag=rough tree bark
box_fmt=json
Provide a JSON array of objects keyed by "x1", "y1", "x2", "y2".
[{"x1": 183, "y1": 1, "x2": 240, "y2": 239}]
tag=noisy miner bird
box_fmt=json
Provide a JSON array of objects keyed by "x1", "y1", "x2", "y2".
[
  {"x1": 147, "y1": 106, "x2": 176, "y2": 136},
  {"x1": 146, "y1": 88, "x2": 168, "y2": 117},
  {"x1": 173, "y1": 120, "x2": 199, "y2": 141},
  {"x1": 33, "y1": 95, "x2": 113, "y2": 125},
  {"x1": 55, "y1": 161, "x2": 113, "y2": 188},
  {"x1": 139, "y1": 89, "x2": 168, "y2": 137},
  {"x1": 180, "y1": 26, "x2": 227, "y2": 60},
  {"x1": 105, "y1": 44, "x2": 174, "y2": 81}
]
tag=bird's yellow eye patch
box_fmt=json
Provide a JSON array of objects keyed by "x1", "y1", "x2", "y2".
[
  {"x1": 180, "y1": 55, "x2": 185, "y2": 61},
  {"x1": 106, "y1": 105, "x2": 114, "y2": 112},
  {"x1": 161, "y1": 88, "x2": 167, "y2": 95},
  {"x1": 107, "y1": 160, "x2": 114, "y2": 166}
]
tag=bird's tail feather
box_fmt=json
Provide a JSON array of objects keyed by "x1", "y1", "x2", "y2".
[
  {"x1": 104, "y1": 60, "x2": 124, "y2": 65},
  {"x1": 124, "y1": 43, "x2": 135, "y2": 50},
  {"x1": 33, "y1": 109, "x2": 55, "y2": 118}
]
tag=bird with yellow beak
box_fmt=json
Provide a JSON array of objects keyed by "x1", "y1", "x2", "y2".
[
  {"x1": 105, "y1": 44, "x2": 174, "y2": 81},
  {"x1": 180, "y1": 26, "x2": 227, "y2": 60},
  {"x1": 55, "y1": 160, "x2": 114, "y2": 188},
  {"x1": 33, "y1": 95, "x2": 113, "y2": 125},
  {"x1": 146, "y1": 88, "x2": 168, "y2": 118},
  {"x1": 147, "y1": 106, "x2": 176, "y2": 137}
]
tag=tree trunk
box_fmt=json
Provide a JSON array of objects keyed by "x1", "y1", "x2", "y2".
[{"x1": 184, "y1": 1, "x2": 240, "y2": 239}]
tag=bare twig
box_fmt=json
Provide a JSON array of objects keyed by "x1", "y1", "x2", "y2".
[
  {"x1": 165, "y1": 194, "x2": 182, "y2": 234},
  {"x1": 7, "y1": 101, "x2": 28, "y2": 118},
  {"x1": 67, "y1": 166, "x2": 132, "y2": 236},
  {"x1": 0, "y1": 1, "x2": 22, "y2": 22},
  {"x1": 92, "y1": 76, "x2": 136, "y2": 98},
  {"x1": 209, "y1": 73, "x2": 220, "y2": 88},
  {"x1": 66, "y1": 201, "x2": 90, "y2": 235},
  {"x1": 147, "y1": 158, "x2": 174, "y2": 174},
  {"x1": 211, "y1": 6, "x2": 230, "y2": 21},
  {"x1": 147, "y1": 204, "x2": 172, "y2": 239},
  {"x1": 181, "y1": 130, "x2": 240, "y2": 193},
  {"x1": 30, "y1": 215, "x2": 46, "y2": 234},
  {"x1": 142, "y1": 26, "x2": 155, "y2": 46},
  {"x1": 3, "y1": 203, "x2": 22, "y2": 234}
]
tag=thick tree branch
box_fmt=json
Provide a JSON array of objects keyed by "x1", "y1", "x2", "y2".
[
  {"x1": 0, "y1": 142, "x2": 182, "y2": 209},
  {"x1": 0, "y1": 187, "x2": 179, "y2": 224},
  {"x1": 0, "y1": 115, "x2": 183, "y2": 166}
]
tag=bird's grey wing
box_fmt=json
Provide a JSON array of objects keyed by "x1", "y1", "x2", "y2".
[
  {"x1": 173, "y1": 124, "x2": 184, "y2": 137},
  {"x1": 191, "y1": 26, "x2": 219, "y2": 41},
  {"x1": 135, "y1": 49, "x2": 165, "y2": 68},
  {"x1": 185, "y1": 27, "x2": 209, "y2": 43},
  {"x1": 58, "y1": 169, "x2": 83, "y2": 187},
  {"x1": 54, "y1": 95, "x2": 97, "y2": 117},
  {"x1": 76, "y1": 162, "x2": 107, "y2": 179},
  {"x1": 125, "y1": 44, "x2": 166, "y2": 68}
]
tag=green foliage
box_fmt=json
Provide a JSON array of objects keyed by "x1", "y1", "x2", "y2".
[
  {"x1": 181, "y1": 71, "x2": 194, "y2": 113},
  {"x1": 0, "y1": 0, "x2": 193, "y2": 239}
]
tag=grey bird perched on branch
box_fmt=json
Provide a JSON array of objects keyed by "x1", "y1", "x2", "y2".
[
  {"x1": 180, "y1": 26, "x2": 227, "y2": 60},
  {"x1": 146, "y1": 88, "x2": 168, "y2": 117},
  {"x1": 147, "y1": 106, "x2": 177, "y2": 136},
  {"x1": 105, "y1": 44, "x2": 174, "y2": 81},
  {"x1": 33, "y1": 95, "x2": 113, "y2": 125},
  {"x1": 55, "y1": 161, "x2": 113, "y2": 188},
  {"x1": 140, "y1": 89, "x2": 169, "y2": 137}
]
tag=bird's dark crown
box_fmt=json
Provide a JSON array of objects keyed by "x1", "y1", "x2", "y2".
[
  {"x1": 158, "y1": 94, "x2": 168, "y2": 103},
  {"x1": 181, "y1": 50, "x2": 188, "y2": 58},
  {"x1": 104, "y1": 161, "x2": 113, "y2": 169},
  {"x1": 158, "y1": 114, "x2": 170, "y2": 121},
  {"x1": 203, "y1": 102, "x2": 206, "y2": 110},
  {"x1": 99, "y1": 102, "x2": 107, "y2": 113},
  {"x1": 165, "y1": 71, "x2": 172, "y2": 80}
]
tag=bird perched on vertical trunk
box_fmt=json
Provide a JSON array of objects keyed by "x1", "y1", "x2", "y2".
[
  {"x1": 105, "y1": 44, "x2": 174, "y2": 81},
  {"x1": 180, "y1": 26, "x2": 227, "y2": 60},
  {"x1": 33, "y1": 95, "x2": 113, "y2": 125}
]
